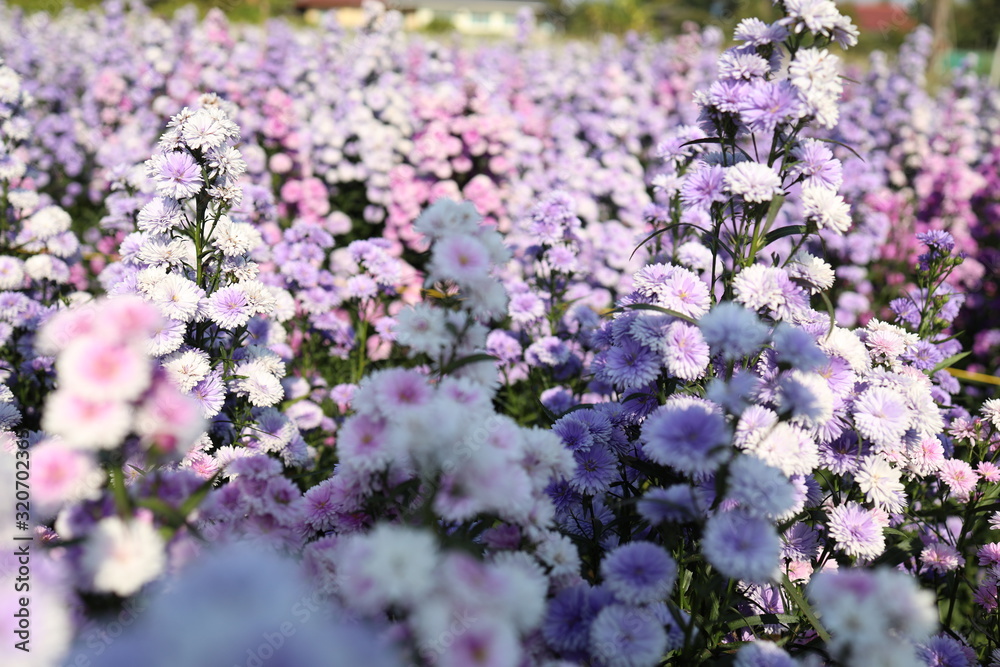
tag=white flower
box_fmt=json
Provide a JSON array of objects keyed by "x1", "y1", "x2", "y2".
[
  {"x1": 534, "y1": 531, "x2": 582, "y2": 578},
  {"x1": 181, "y1": 108, "x2": 229, "y2": 151},
  {"x1": 801, "y1": 185, "x2": 851, "y2": 234},
  {"x1": 781, "y1": 0, "x2": 843, "y2": 36},
  {"x1": 82, "y1": 517, "x2": 166, "y2": 596},
  {"x1": 413, "y1": 199, "x2": 482, "y2": 240},
  {"x1": 724, "y1": 162, "x2": 783, "y2": 203},
  {"x1": 162, "y1": 348, "x2": 212, "y2": 393},
  {"x1": 788, "y1": 251, "x2": 835, "y2": 292},
  {"x1": 27, "y1": 206, "x2": 71, "y2": 240},
  {"x1": 394, "y1": 303, "x2": 448, "y2": 357},
  {"x1": 0, "y1": 257, "x2": 27, "y2": 289},
  {"x1": 138, "y1": 236, "x2": 192, "y2": 268},
  {"x1": 789, "y1": 48, "x2": 843, "y2": 128},
  {"x1": 856, "y1": 455, "x2": 906, "y2": 513},
  {"x1": 137, "y1": 197, "x2": 183, "y2": 234},
  {"x1": 0, "y1": 65, "x2": 21, "y2": 104},
  {"x1": 150, "y1": 273, "x2": 205, "y2": 322},
  {"x1": 358, "y1": 524, "x2": 439, "y2": 608},
  {"x1": 240, "y1": 279, "x2": 277, "y2": 315},
  {"x1": 210, "y1": 216, "x2": 256, "y2": 256},
  {"x1": 982, "y1": 399, "x2": 1000, "y2": 430},
  {"x1": 232, "y1": 360, "x2": 284, "y2": 407}
]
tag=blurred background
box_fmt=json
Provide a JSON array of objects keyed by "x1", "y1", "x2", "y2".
[{"x1": 6, "y1": 0, "x2": 1000, "y2": 73}]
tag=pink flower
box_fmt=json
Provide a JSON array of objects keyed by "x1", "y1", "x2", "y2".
[
  {"x1": 133, "y1": 379, "x2": 206, "y2": 457},
  {"x1": 939, "y1": 459, "x2": 978, "y2": 502},
  {"x1": 921, "y1": 542, "x2": 964, "y2": 574},
  {"x1": 42, "y1": 391, "x2": 132, "y2": 450},
  {"x1": 977, "y1": 461, "x2": 1000, "y2": 483},
  {"x1": 56, "y1": 338, "x2": 150, "y2": 402},
  {"x1": 98, "y1": 296, "x2": 163, "y2": 342},
  {"x1": 31, "y1": 440, "x2": 104, "y2": 517}
]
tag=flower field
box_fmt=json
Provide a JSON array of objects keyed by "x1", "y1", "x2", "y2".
[{"x1": 2, "y1": 0, "x2": 1000, "y2": 665}]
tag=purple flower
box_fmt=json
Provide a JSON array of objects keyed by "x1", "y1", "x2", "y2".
[
  {"x1": 781, "y1": 522, "x2": 821, "y2": 561},
  {"x1": 600, "y1": 542, "x2": 678, "y2": 605},
  {"x1": 152, "y1": 151, "x2": 203, "y2": 200},
  {"x1": 790, "y1": 139, "x2": 843, "y2": 190},
  {"x1": 570, "y1": 442, "x2": 618, "y2": 495},
  {"x1": 588, "y1": 604, "x2": 667, "y2": 667},
  {"x1": 917, "y1": 634, "x2": 975, "y2": 667},
  {"x1": 207, "y1": 286, "x2": 253, "y2": 329},
  {"x1": 917, "y1": 230, "x2": 955, "y2": 255},
  {"x1": 699, "y1": 303, "x2": 769, "y2": 360},
  {"x1": 852, "y1": 386, "x2": 912, "y2": 449},
  {"x1": 734, "y1": 641, "x2": 796, "y2": 667},
  {"x1": 600, "y1": 336, "x2": 661, "y2": 388},
  {"x1": 638, "y1": 485, "x2": 705, "y2": 524},
  {"x1": 542, "y1": 584, "x2": 611, "y2": 652},
  {"x1": 739, "y1": 80, "x2": 801, "y2": 133},
  {"x1": 680, "y1": 164, "x2": 727, "y2": 209},
  {"x1": 701, "y1": 510, "x2": 781, "y2": 583},
  {"x1": 553, "y1": 415, "x2": 594, "y2": 452},
  {"x1": 191, "y1": 372, "x2": 225, "y2": 418},
  {"x1": 663, "y1": 321, "x2": 710, "y2": 380},
  {"x1": 641, "y1": 400, "x2": 731, "y2": 475},
  {"x1": 827, "y1": 501, "x2": 885, "y2": 559}
]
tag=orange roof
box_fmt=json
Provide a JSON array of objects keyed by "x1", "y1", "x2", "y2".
[{"x1": 847, "y1": 2, "x2": 918, "y2": 34}]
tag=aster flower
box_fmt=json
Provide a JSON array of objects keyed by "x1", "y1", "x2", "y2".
[
  {"x1": 601, "y1": 336, "x2": 662, "y2": 388},
  {"x1": 663, "y1": 321, "x2": 710, "y2": 380},
  {"x1": 724, "y1": 162, "x2": 783, "y2": 203},
  {"x1": 725, "y1": 455, "x2": 797, "y2": 519},
  {"x1": 855, "y1": 455, "x2": 906, "y2": 513},
  {"x1": 81, "y1": 516, "x2": 166, "y2": 596},
  {"x1": 638, "y1": 485, "x2": 706, "y2": 524},
  {"x1": 149, "y1": 151, "x2": 204, "y2": 200},
  {"x1": 734, "y1": 641, "x2": 796, "y2": 667},
  {"x1": 680, "y1": 164, "x2": 727, "y2": 209},
  {"x1": 827, "y1": 501, "x2": 885, "y2": 559},
  {"x1": 600, "y1": 542, "x2": 678, "y2": 605},
  {"x1": 642, "y1": 400, "x2": 731, "y2": 475},
  {"x1": 699, "y1": 303, "x2": 769, "y2": 360},
  {"x1": 570, "y1": 443, "x2": 617, "y2": 496},
  {"x1": 739, "y1": 80, "x2": 802, "y2": 133},
  {"x1": 852, "y1": 386, "x2": 912, "y2": 450},
  {"x1": 149, "y1": 274, "x2": 206, "y2": 323},
  {"x1": 206, "y1": 285, "x2": 253, "y2": 329},
  {"x1": 589, "y1": 604, "x2": 667, "y2": 667},
  {"x1": 921, "y1": 542, "x2": 964, "y2": 574},
  {"x1": 801, "y1": 185, "x2": 851, "y2": 234},
  {"x1": 702, "y1": 510, "x2": 782, "y2": 583}
]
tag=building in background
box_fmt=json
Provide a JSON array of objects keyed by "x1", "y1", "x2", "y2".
[{"x1": 297, "y1": 0, "x2": 544, "y2": 36}]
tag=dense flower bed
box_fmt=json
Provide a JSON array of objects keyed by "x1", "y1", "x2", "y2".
[{"x1": 1, "y1": 0, "x2": 999, "y2": 666}]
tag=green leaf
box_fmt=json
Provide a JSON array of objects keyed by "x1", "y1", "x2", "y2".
[
  {"x1": 179, "y1": 473, "x2": 220, "y2": 517},
  {"x1": 630, "y1": 222, "x2": 709, "y2": 262},
  {"x1": 724, "y1": 613, "x2": 798, "y2": 631},
  {"x1": 136, "y1": 497, "x2": 186, "y2": 525},
  {"x1": 762, "y1": 223, "x2": 806, "y2": 248},
  {"x1": 604, "y1": 303, "x2": 698, "y2": 325},
  {"x1": 812, "y1": 137, "x2": 865, "y2": 162},
  {"x1": 110, "y1": 465, "x2": 131, "y2": 517},
  {"x1": 781, "y1": 573, "x2": 832, "y2": 643},
  {"x1": 679, "y1": 138, "x2": 754, "y2": 161},
  {"x1": 439, "y1": 353, "x2": 498, "y2": 376},
  {"x1": 928, "y1": 351, "x2": 971, "y2": 376},
  {"x1": 819, "y1": 291, "x2": 836, "y2": 337}
]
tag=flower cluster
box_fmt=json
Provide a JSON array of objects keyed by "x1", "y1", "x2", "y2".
[{"x1": 1, "y1": 1, "x2": 999, "y2": 666}]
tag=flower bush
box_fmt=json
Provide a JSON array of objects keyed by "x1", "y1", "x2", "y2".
[{"x1": 0, "y1": 0, "x2": 999, "y2": 666}]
